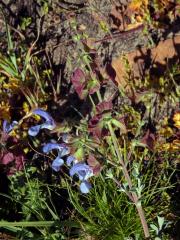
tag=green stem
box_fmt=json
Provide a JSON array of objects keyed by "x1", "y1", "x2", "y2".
[
  {"x1": 0, "y1": 221, "x2": 54, "y2": 227},
  {"x1": 108, "y1": 122, "x2": 150, "y2": 238},
  {"x1": 96, "y1": 90, "x2": 102, "y2": 102},
  {"x1": 89, "y1": 94, "x2": 96, "y2": 115}
]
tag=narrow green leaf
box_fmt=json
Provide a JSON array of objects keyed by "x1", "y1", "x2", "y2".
[
  {"x1": 5, "y1": 23, "x2": 18, "y2": 72},
  {"x1": 150, "y1": 224, "x2": 158, "y2": 234},
  {"x1": 0, "y1": 62, "x2": 17, "y2": 77},
  {"x1": 157, "y1": 216, "x2": 164, "y2": 231},
  {"x1": 0, "y1": 221, "x2": 54, "y2": 227}
]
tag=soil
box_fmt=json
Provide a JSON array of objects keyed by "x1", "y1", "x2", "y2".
[{"x1": 1, "y1": 0, "x2": 179, "y2": 71}]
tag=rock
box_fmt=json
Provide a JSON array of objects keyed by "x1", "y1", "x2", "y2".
[{"x1": 112, "y1": 35, "x2": 180, "y2": 89}]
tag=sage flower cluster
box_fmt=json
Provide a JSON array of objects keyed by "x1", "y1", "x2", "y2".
[{"x1": 3, "y1": 109, "x2": 93, "y2": 193}]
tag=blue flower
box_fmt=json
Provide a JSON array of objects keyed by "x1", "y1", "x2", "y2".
[
  {"x1": 42, "y1": 143, "x2": 70, "y2": 172},
  {"x1": 70, "y1": 162, "x2": 93, "y2": 181},
  {"x1": 28, "y1": 109, "x2": 56, "y2": 136},
  {"x1": 70, "y1": 162, "x2": 93, "y2": 193},
  {"x1": 80, "y1": 181, "x2": 92, "y2": 194},
  {"x1": 62, "y1": 133, "x2": 71, "y2": 143},
  {"x1": 66, "y1": 155, "x2": 77, "y2": 166},
  {"x1": 43, "y1": 143, "x2": 69, "y2": 156},
  {"x1": 51, "y1": 156, "x2": 64, "y2": 172},
  {"x1": 3, "y1": 120, "x2": 18, "y2": 133}
]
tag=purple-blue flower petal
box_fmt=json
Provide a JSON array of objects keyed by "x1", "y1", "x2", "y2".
[
  {"x1": 3, "y1": 120, "x2": 10, "y2": 133},
  {"x1": 3, "y1": 120, "x2": 18, "y2": 133},
  {"x1": 66, "y1": 155, "x2": 76, "y2": 166},
  {"x1": 62, "y1": 133, "x2": 71, "y2": 143},
  {"x1": 69, "y1": 163, "x2": 93, "y2": 181},
  {"x1": 33, "y1": 109, "x2": 54, "y2": 122},
  {"x1": 78, "y1": 169, "x2": 94, "y2": 181},
  {"x1": 51, "y1": 156, "x2": 64, "y2": 172},
  {"x1": 42, "y1": 143, "x2": 69, "y2": 157},
  {"x1": 78, "y1": 170, "x2": 87, "y2": 181},
  {"x1": 28, "y1": 125, "x2": 42, "y2": 136},
  {"x1": 69, "y1": 163, "x2": 88, "y2": 176},
  {"x1": 59, "y1": 145, "x2": 70, "y2": 157},
  {"x1": 43, "y1": 143, "x2": 62, "y2": 153},
  {"x1": 28, "y1": 109, "x2": 56, "y2": 136},
  {"x1": 40, "y1": 121, "x2": 56, "y2": 131},
  {"x1": 80, "y1": 181, "x2": 92, "y2": 194}
]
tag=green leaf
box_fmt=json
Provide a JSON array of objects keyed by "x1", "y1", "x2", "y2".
[
  {"x1": 0, "y1": 61, "x2": 18, "y2": 77},
  {"x1": 42, "y1": 2, "x2": 49, "y2": 15},
  {"x1": 6, "y1": 23, "x2": 18, "y2": 72},
  {"x1": 150, "y1": 224, "x2": 158, "y2": 234},
  {"x1": 0, "y1": 221, "x2": 54, "y2": 227},
  {"x1": 102, "y1": 190, "x2": 107, "y2": 204},
  {"x1": 74, "y1": 147, "x2": 84, "y2": 161},
  {"x1": 131, "y1": 140, "x2": 147, "y2": 148},
  {"x1": 105, "y1": 169, "x2": 114, "y2": 179},
  {"x1": 111, "y1": 118, "x2": 127, "y2": 133},
  {"x1": 73, "y1": 34, "x2": 81, "y2": 42},
  {"x1": 157, "y1": 216, "x2": 164, "y2": 231}
]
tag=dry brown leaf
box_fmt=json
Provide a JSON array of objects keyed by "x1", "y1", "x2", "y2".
[{"x1": 128, "y1": 0, "x2": 148, "y2": 12}]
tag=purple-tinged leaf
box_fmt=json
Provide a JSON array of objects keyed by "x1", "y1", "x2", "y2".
[
  {"x1": 141, "y1": 129, "x2": 155, "y2": 151},
  {"x1": 1, "y1": 149, "x2": 25, "y2": 175},
  {"x1": 96, "y1": 101, "x2": 113, "y2": 114},
  {"x1": 1, "y1": 152, "x2": 14, "y2": 165},
  {"x1": 71, "y1": 68, "x2": 88, "y2": 100},
  {"x1": 88, "y1": 114, "x2": 104, "y2": 139},
  {"x1": 87, "y1": 154, "x2": 103, "y2": 175}
]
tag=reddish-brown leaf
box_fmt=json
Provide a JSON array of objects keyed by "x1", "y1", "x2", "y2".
[
  {"x1": 87, "y1": 154, "x2": 103, "y2": 175},
  {"x1": 71, "y1": 68, "x2": 88, "y2": 99},
  {"x1": 141, "y1": 129, "x2": 156, "y2": 151}
]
